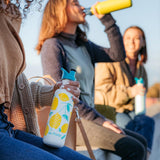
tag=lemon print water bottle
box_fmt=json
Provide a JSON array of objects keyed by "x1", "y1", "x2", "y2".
[
  {"x1": 43, "y1": 68, "x2": 76, "y2": 148},
  {"x1": 84, "y1": 0, "x2": 132, "y2": 16},
  {"x1": 134, "y1": 77, "x2": 146, "y2": 115}
]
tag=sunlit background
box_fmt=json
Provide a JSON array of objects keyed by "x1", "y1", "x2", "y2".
[{"x1": 20, "y1": 0, "x2": 160, "y2": 87}]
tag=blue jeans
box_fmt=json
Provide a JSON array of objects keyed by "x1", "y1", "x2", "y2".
[
  {"x1": 116, "y1": 111, "x2": 135, "y2": 128},
  {"x1": 116, "y1": 111, "x2": 154, "y2": 151},
  {"x1": 0, "y1": 105, "x2": 91, "y2": 160}
]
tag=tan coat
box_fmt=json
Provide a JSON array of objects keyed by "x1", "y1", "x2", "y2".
[
  {"x1": 0, "y1": 10, "x2": 54, "y2": 137},
  {"x1": 0, "y1": 12, "x2": 26, "y2": 107},
  {"x1": 5, "y1": 73, "x2": 54, "y2": 136},
  {"x1": 95, "y1": 59, "x2": 148, "y2": 113}
]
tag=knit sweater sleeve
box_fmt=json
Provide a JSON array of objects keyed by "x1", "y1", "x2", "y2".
[
  {"x1": 86, "y1": 14, "x2": 126, "y2": 63},
  {"x1": 77, "y1": 101, "x2": 107, "y2": 126},
  {"x1": 40, "y1": 38, "x2": 65, "y2": 82},
  {"x1": 30, "y1": 82, "x2": 54, "y2": 108}
]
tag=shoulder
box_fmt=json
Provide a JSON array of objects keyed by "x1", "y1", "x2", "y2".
[
  {"x1": 84, "y1": 40, "x2": 96, "y2": 48},
  {"x1": 97, "y1": 61, "x2": 120, "y2": 68},
  {"x1": 96, "y1": 62, "x2": 119, "y2": 73},
  {"x1": 41, "y1": 38, "x2": 64, "y2": 57},
  {"x1": 42, "y1": 38, "x2": 62, "y2": 49}
]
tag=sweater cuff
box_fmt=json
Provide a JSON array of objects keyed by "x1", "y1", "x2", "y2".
[
  {"x1": 100, "y1": 13, "x2": 116, "y2": 31},
  {"x1": 40, "y1": 85, "x2": 55, "y2": 106}
]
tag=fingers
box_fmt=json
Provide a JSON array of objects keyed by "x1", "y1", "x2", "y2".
[
  {"x1": 53, "y1": 80, "x2": 80, "y2": 98},
  {"x1": 109, "y1": 126, "x2": 123, "y2": 134},
  {"x1": 61, "y1": 80, "x2": 81, "y2": 98},
  {"x1": 140, "y1": 88, "x2": 146, "y2": 95},
  {"x1": 67, "y1": 80, "x2": 80, "y2": 88},
  {"x1": 137, "y1": 85, "x2": 146, "y2": 95},
  {"x1": 131, "y1": 84, "x2": 146, "y2": 97},
  {"x1": 72, "y1": 96, "x2": 80, "y2": 105},
  {"x1": 53, "y1": 81, "x2": 62, "y2": 93},
  {"x1": 56, "y1": 81, "x2": 62, "y2": 88},
  {"x1": 103, "y1": 121, "x2": 125, "y2": 134},
  {"x1": 107, "y1": 122, "x2": 123, "y2": 134},
  {"x1": 66, "y1": 87, "x2": 81, "y2": 98},
  {"x1": 92, "y1": 2, "x2": 99, "y2": 15},
  {"x1": 111, "y1": 124, "x2": 125, "y2": 134},
  {"x1": 92, "y1": 2, "x2": 104, "y2": 19}
]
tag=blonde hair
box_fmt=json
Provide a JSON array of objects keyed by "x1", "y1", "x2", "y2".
[{"x1": 36, "y1": 0, "x2": 68, "y2": 54}]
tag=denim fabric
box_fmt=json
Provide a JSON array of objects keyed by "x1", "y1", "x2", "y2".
[
  {"x1": 0, "y1": 105, "x2": 91, "y2": 160},
  {"x1": 126, "y1": 114, "x2": 155, "y2": 151},
  {"x1": 116, "y1": 110, "x2": 155, "y2": 151},
  {"x1": 116, "y1": 111, "x2": 135, "y2": 128}
]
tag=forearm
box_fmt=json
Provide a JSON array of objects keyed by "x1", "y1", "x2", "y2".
[
  {"x1": 100, "y1": 14, "x2": 125, "y2": 62},
  {"x1": 30, "y1": 82, "x2": 54, "y2": 108},
  {"x1": 77, "y1": 101, "x2": 106, "y2": 126}
]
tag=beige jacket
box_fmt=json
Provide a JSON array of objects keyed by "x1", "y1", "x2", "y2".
[
  {"x1": 0, "y1": 12, "x2": 26, "y2": 107},
  {"x1": 95, "y1": 59, "x2": 148, "y2": 113},
  {"x1": 5, "y1": 73, "x2": 54, "y2": 136}
]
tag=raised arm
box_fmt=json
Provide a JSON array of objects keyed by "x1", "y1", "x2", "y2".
[{"x1": 85, "y1": 14, "x2": 126, "y2": 64}]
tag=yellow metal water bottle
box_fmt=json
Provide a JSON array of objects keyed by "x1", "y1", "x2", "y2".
[
  {"x1": 85, "y1": 0, "x2": 132, "y2": 15},
  {"x1": 43, "y1": 68, "x2": 76, "y2": 148}
]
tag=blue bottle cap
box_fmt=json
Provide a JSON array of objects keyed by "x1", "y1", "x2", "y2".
[
  {"x1": 61, "y1": 68, "x2": 76, "y2": 81},
  {"x1": 135, "y1": 77, "x2": 144, "y2": 84}
]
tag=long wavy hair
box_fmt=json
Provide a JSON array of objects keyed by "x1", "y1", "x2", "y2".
[
  {"x1": 0, "y1": 0, "x2": 42, "y2": 18},
  {"x1": 124, "y1": 26, "x2": 148, "y2": 64},
  {"x1": 36, "y1": 0, "x2": 88, "y2": 54}
]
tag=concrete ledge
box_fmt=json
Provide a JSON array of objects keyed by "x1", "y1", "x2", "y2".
[
  {"x1": 148, "y1": 113, "x2": 160, "y2": 160},
  {"x1": 76, "y1": 146, "x2": 121, "y2": 160}
]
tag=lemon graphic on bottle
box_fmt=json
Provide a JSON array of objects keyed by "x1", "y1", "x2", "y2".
[
  {"x1": 61, "y1": 123, "x2": 68, "y2": 133},
  {"x1": 44, "y1": 125, "x2": 49, "y2": 136},
  {"x1": 59, "y1": 93, "x2": 69, "y2": 102},
  {"x1": 43, "y1": 68, "x2": 76, "y2": 148},
  {"x1": 51, "y1": 97, "x2": 59, "y2": 110},
  {"x1": 49, "y1": 113, "x2": 62, "y2": 129}
]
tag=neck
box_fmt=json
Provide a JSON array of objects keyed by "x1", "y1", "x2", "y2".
[
  {"x1": 127, "y1": 57, "x2": 137, "y2": 77},
  {"x1": 126, "y1": 52, "x2": 138, "y2": 63},
  {"x1": 128, "y1": 57, "x2": 137, "y2": 65},
  {"x1": 63, "y1": 22, "x2": 77, "y2": 34}
]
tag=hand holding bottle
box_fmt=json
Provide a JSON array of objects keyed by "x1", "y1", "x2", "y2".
[
  {"x1": 84, "y1": 0, "x2": 132, "y2": 16},
  {"x1": 53, "y1": 80, "x2": 80, "y2": 104},
  {"x1": 131, "y1": 83, "x2": 146, "y2": 97},
  {"x1": 92, "y1": 2, "x2": 105, "y2": 19},
  {"x1": 43, "y1": 68, "x2": 79, "y2": 148}
]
